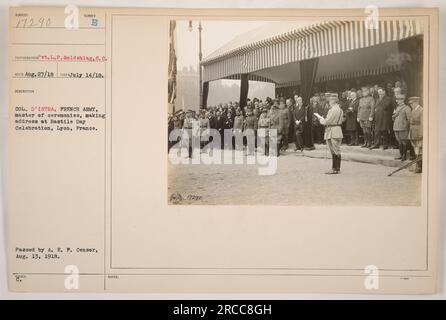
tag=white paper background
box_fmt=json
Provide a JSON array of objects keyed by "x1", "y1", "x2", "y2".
[{"x1": 0, "y1": 0, "x2": 444, "y2": 299}]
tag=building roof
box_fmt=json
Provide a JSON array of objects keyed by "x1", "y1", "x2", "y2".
[{"x1": 202, "y1": 21, "x2": 318, "y2": 64}]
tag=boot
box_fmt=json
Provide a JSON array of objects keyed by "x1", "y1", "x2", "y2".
[
  {"x1": 409, "y1": 145, "x2": 416, "y2": 160},
  {"x1": 354, "y1": 135, "x2": 359, "y2": 146},
  {"x1": 366, "y1": 133, "x2": 372, "y2": 147},
  {"x1": 395, "y1": 145, "x2": 403, "y2": 160},
  {"x1": 369, "y1": 137, "x2": 379, "y2": 149},
  {"x1": 361, "y1": 136, "x2": 368, "y2": 148},
  {"x1": 337, "y1": 155, "x2": 341, "y2": 172},
  {"x1": 326, "y1": 155, "x2": 339, "y2": 174},
  {"x1": 415, "y1": 159, "x2": 422, "y2": 173},
  {"x1": 401, "y1": 144, "x2": 407, "y2": 161}
]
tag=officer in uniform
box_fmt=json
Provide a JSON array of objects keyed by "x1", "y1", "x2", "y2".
[
  {"x1": 257, "y1": 108, "x2": 271, "y2": 156},
  {"x1": 233, "y1": 108, "x2": 244, "y2": 151},
  {"x1": 357, "y1": 86, "x2": 375, "y2": 148},
  {"x1": 269, "y1": 103, "x2": 282, "y2": 156},
  {"x1": 243, "y1": 108, "x2": 258, "y2": 156},
  {"x1": 316, "y1": 93, "x2": 344, "y2": 174},
  {"x1": 198, "y1": 111, "x2": 210, "y2": 150},
  {"x1": 392, "y1": 94, "x2": 412, "y2": 161},
  {"x1": 182, "y1": 109, "x2": 196, "y2": 158},
  {"x1": 408, "y1": 97, "x2": 423, "y2": 173}
]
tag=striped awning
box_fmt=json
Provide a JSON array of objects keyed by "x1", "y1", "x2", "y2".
[
  {"x1": 201, "y1": 19, "x2": 423, "y2": 83},
  {"x1": 222, "y1": 73, "x2": 275, "y2": 83},
  {"x1": 316, "y1": 64, "x2": 402, "y2": 83},
  {"x1": 276, "y1": 64, "x2": 402, "y2": 89}
]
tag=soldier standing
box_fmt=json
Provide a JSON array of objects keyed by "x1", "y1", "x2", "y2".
[
  {"x1": 233, "y1": 108, "x2": 244, "y2": 151},
  {"x1": 198, "y1": 111, "x2": 210, "y2": 150},
  {"x1": 357, "y1": 86, "x2": 375, "y2": 148},
  {"x1": 243, "y1": 108, "x2": 258, "y2": 156},
  {"x1": 258, "y1": 108, "x2": 271, "y2": 156},
  {"x1": 269, "y1": 103, "x2": 283, "y2": 157},
  {"x1": 315, "y1": 93, "x2": 344, "y2": 174},
  {"x1": 182, "y1": 110, "x2": 196, "y2": 158},
  {"x1": 392, "y1": 94, "x2": 412, "y2": 161},
  {"x1": 408, "y1": 97, "x2": 423, "y2": 173}
]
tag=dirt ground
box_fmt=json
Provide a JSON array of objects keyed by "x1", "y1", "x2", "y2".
[{"x1": 168, "y1": 150, "x2": 421, "y2": 206}]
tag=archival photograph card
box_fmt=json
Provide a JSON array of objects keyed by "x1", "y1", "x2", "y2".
[{"x1": 7, "y1": 6, "x2": 440, "y2": 293}]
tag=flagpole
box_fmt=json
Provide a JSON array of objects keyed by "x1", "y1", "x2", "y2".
[
  {"x1": 189, "y1": 20, "x2": 203, "y2": 110},
  {"x1": 198, "y1": 21, "x2": 203, "y2": 109}
]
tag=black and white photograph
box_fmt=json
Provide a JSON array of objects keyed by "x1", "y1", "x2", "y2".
[
  {"x1": 3, "y1": 3, "x2": 442, "y2": 298},
  {"x1": 167, "y1": 18, "x2": 425, "y2": 206}
]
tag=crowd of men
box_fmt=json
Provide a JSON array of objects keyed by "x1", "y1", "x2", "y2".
[{"x1": 168, "y1": 80, "x2": 423, "y2": 173}]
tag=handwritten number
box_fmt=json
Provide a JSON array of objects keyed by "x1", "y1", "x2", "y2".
[{"x1": 15, "y1": 17, "x2": 51, "y2": 28}]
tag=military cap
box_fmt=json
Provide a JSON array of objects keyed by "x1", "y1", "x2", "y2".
[
  {"x1": 408, "y1": 96, "x2": 421, "y2": 103},
  {"x1": 325, "y1": 92, "x2": 338, "y2": 98}
]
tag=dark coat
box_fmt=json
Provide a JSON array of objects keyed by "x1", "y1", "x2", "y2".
[
  {"x1": 345, "y1": 99, "x2": 359, "y2": 131},
  {"x1": 293, "y1": 104, "x2": 306, "y2": 133},
  {"x1": 215, "y1": 116, "x2": 226, "y2": 133},
  {"x1": 373, "y1": 95, "x2": 393, "y2": 131},
  {"x1": 208, "y1": 116, "x2": 216, "y2": 129},
  {"x1": 223, "y1": 115, "x2": 233, "y2": 129},
  {"x1": 303, "y1": 105, "x2": 314, "y2": 147},
  {"x1": 305, "y1": 104, "x2": 314, "y2": 124}
]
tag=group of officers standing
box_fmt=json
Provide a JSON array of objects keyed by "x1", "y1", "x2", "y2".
[
  {"x1": 341, "y1": 85, "x2": 423, "y2": 173},
  {"x1": 168, "y1": 82, "x2": 423, "y2": 174}
]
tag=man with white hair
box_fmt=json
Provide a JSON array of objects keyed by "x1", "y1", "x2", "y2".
[
  {"x1": 369, "y1": 87, "x2": 393, "y2": 149},
  {"x1": 293, "y1": 96, "x2": 305, "y2": 152},
  {"x1": 345, "y1": 90, "x2": 359, "y2": 146}
]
